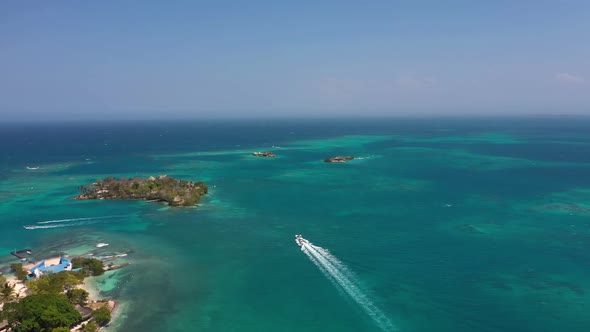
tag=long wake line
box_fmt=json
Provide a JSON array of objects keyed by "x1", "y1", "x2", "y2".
[
  {"x1": 299, "y1": 238, "x2": 398, "y2": 332},
  {"x1": 25, "y1": 223, "x2": 93, "y2": 230},
  {"x1": 24, "y1": 215, "x2": 129, "y2": 230},
  {"x1": 37, "y1": 215, "x2": 126, "y2": 224}
]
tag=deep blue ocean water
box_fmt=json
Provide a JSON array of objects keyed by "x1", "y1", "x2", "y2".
[{"x1": 1, "y1": 117, "x2": 590, "y2": 331}]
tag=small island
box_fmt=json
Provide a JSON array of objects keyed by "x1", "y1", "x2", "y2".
[
  {"x1": 324, "y1": 156, "x2": 355, "y2": 163},
  {"x1": 76, "y1": 175, "x2": 208, "y2": 207},
  {"x1": 252, "y1": 151, "x2": 276, "y2": 158}
]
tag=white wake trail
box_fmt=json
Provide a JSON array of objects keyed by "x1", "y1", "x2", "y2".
[
  {"x1": 300, "y1": 241, "x2": 397, "y2": 332},
  {"x1": 310, "y1": 244, "x2": 357, "y2": 280},
  {"x1": 37, "y1": 215, "x2": 125, "y2": 224},
  {"x1": 25, "y1": 222, "x2": 96, "y2": 229},
  {"x1": 301, "y1": 245, "x2": 345, "y2": 294}
]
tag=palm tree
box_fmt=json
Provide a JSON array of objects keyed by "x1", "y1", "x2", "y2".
[{"x1": 1, "y1": 282, "x2": 15, "y2": 301}]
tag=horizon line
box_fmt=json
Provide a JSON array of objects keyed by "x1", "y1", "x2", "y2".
[{"x1": 3, "y1": 113, "x2": 590, "y2": 124}]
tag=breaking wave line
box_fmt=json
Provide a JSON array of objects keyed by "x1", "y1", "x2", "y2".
[{"x1": 300, "y1": 240, "x2": 397, "y2": 332}]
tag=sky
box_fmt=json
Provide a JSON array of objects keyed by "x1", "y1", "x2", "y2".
[{"x1": 1, "y1": 1, "x2": 589, "y2": 120}]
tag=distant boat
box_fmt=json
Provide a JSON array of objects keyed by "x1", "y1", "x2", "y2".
[
  {"x1": 26, "y1": 250, "x2": 32, "y2": 255},
  {"x1": 96, "y1": 243, "x2": 109, "y2": 248},
  {"x1": 26, "y1": 166, "x2": 40, "y2": 170}
]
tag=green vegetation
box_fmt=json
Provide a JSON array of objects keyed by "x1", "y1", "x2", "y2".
[
  {"x1": 71, "y1": 257, "x2": 104, "y2": 277},
  {"x1": 11, "y1": 263, "x2": 29, "y2": 282},
  {"x1": 66, "y1": 288, "x2": 89, "y2": 306},
  {"x1": 26, "y1": 271, "x2": 84, "y2": 295},
  {"x1": 2, "y1": 282, "x2": 16, "y2": 301},
  {"x1": 77, "y1": 175, "x2": 208, "y2": 206},
  {"x1": 1, "y1": 275, "x2": 15, "y2": 301},
  {"x1": 80, "y1": 321, "x2": 98, "y2": 332},
  {"x1": 1, "y1": 256, "x2": 118, "y2": 331},
  {"x1": 91, "y1": 306, "x2": 111, "y2": 327},
  {"x1": 1, "y1": 293, "x2": 82, "y2": 331},
  {"x1": 51, "y1": 328, "x2": 71, "y2": 332}
]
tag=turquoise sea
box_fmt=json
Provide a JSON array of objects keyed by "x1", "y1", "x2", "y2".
[{"x1": 2, "y1": 117, "x2": 590, "y2": 331}]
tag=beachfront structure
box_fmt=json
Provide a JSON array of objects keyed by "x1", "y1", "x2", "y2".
[{"x1": 29, "y1": 257, "x2": 73, "y2": 278}]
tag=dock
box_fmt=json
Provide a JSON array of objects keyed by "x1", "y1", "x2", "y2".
[{"x1": 10, "y1": 248, "x2": 32, "y2": 260}]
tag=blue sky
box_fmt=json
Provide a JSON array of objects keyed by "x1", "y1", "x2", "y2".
[{"x1": 1, "y1": 1, "x2": 589, "y2": 120}]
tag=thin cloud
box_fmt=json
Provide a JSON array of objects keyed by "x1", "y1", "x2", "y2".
[{"x1": 555, "y1": 72, "x2": 585, "y2": 85}]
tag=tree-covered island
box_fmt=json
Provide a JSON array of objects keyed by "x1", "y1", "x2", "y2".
[{"x1": 76, "y1": 175, "x2": 208, "y2": 207}]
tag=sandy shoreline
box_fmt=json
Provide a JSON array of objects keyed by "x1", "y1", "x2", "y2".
[
  {"x1": 4, "y1": 272, "x2": 101, "y2": 302},
  {"x1": 5, "y1": 276, "x2": 27, "y2": 299},
  {"x1": 80, "y1": 277, "x2": 102, "y2": 301}
]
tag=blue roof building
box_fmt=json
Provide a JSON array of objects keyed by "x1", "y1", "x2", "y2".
[{"x1": 30, "y1": 257, "x2": 72, "y2": 278}]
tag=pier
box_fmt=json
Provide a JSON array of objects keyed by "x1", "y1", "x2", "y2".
[{"x1": 10, "y1": 248, "x2": 32, "y2": 260}]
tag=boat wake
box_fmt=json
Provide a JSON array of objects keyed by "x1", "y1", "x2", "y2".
[
  {"x1": 24, "y1": 221, "x2": 99, "y2": 229},
  {"x1": 36, "y1": 215, "x2": 125, "y2": 224},
  {"x1": 297, "y1": 235, "x2": 397, "y2": 332},
  {"x1": 24, "y1": 215, "x2": 127, "y2": 230}
]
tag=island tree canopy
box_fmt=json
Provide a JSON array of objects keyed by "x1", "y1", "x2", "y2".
[
  {"x1": 1, "y1": 276, "x2": 15, "y2": 301},
  {"x1": 26, "y1": 271, "x2": 84, "y2": 295},
  {"x1": 66, "y1": 288, "x2": 89, "y2": 306},
  {"x1": 91, "y1": 306, "x2": 111, "y2": 327},
  {"x1": 77, "y1": 176, "x2": 208, "y2": 206},
  {"x1": 11, "y1": 263, "x2": 29, "y2": 282},
  {"x1": 80, "y1": 321, "x2": 98, "y2": 332},
  {"x1": 2, "y1": 293, "x2": 82, "y2": 332},
  {"x1": 71, "y1": 257, "x2": 104, "y2": 277}
]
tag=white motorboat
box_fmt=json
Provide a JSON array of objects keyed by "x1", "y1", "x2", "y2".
[
  {"x1": 295, "y1": 234, "x2": 310, "y2": 247},
  {"x1": 96, "y1": 243, "x2": 109, "y2": 248}
]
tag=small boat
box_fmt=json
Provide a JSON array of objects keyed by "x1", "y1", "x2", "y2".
[
  {"x1": 26, "y1": 166, "x2": 40, "y2": 170},
  {"x1": 23, "y1": 225, "x2": 35, "y2": 230},
  {"x1": 20, "y1": 258, "x2": 27, "y2": 262},
  {"x1": 295, "y1": 234, "x2": 310, "y2": 247},
  {"x1": 26, "y1": 250, "x2": 32, "y2": 255},
  {"x1": 96, "y1": 243, "x2": 109, "y2": 248}
]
